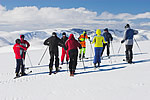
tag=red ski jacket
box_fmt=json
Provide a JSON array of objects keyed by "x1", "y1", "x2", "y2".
[
  {"x1": 65, "y1": 34, "x2": 81, "y2": 51},
  {"x1": 13, "y1": 43, "x2": 27, "y2": 59}
]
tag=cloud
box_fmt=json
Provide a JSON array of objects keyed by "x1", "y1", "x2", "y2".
[{"x1": 0, "y1": 5, "x2": 150, "y2": 31}]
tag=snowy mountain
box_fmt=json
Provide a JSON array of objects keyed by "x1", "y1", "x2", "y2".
[{"x1": 0, "y1": 28, "x2": 150, "y2": 47}]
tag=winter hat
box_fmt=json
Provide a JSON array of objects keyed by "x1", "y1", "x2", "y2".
[
  {"x1": 104, "y1": 28, "x2": 108, "y2": 32},
  {"x1": 125, "y1": 24, "x2": 130, "y2": 28},
  {"x1": 52, "y1": 32, "x2": 56, "y2": 36},
  {"x1": 62, "y1": 32, "x2": 66, "y2": 36},
  {"x1": 15, "y1": 39, "x2": 21, "y2": 44}
]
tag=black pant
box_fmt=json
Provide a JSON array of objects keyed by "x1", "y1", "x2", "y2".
[
  {"x1": 69, "y1": 49, "x2": 78, "y2": 73},
  {"x1": 49, "y1": 50, "x2": 59, "y2": 71},
  {"x1": 125, "y1": 45, "x2": 133, "y2": 62},
  {"x1": 15, "y1": 59, "x2": 24, "y2": 74},
  {"x1": 101, "y1": 43, "x2": 110, "y2": 56}
]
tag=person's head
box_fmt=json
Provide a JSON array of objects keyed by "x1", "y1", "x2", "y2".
[
  {"x1": 62, "y1": 32, "x2": 66, "y2": 37},
  {"x1": 20, "y1": 35, "x2": 25, "y2": 40},
  {"x1": 69, "y1": 34, "x2": 75, "y2": 40},
  {"x1": 15, "y1": 39, "x2": 21, "y2": 44},
  {"x1": 83, "y1": 31, "x2": 87, "y2": 36},
  {"x1": 96, "y1": 29, "x2": 101, "y2": 36},
  {"x1": 52, "y1": 32, "x2": 57, "y2": 36},
  {"x1": 104, "y1": 28, "x2": 108, "y2": 32},
  {"x1": 125, "y1": 24, "x2": 130, "y2": 29}
]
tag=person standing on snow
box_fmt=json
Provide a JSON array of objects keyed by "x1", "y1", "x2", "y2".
[
  {"x1": 92, "y1": 29, "x2": 107, "y2": 68},
  {"x1": 101, "y1": 28, "x2": 113, "y2": 58},
  {"x1": 65, "y1": 34, "x2": 82, "y2": 76},
  {"x1": 44, "y1": 32, "x2": 65, "y2": 75},
  {"x1": 78, "y1": 31, "x2": 90, "y2": 60},
  {"x1": 20, "y1": 35, "x2": 30, "y2": 75},
  {"x1": 13, "y1": 39, "x2": 27, "y2": 77},
  {"x1": 121, "y1": 24, "x2": 138, "y2": 63},
  {"x1": 60, "y1": 32, "x2": 69, "y2": 65}
]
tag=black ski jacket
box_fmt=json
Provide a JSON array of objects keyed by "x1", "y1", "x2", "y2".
[
  {"x1": 44, "y1": 36, "x2": 64, "y2": 52},
  {"x1": 103, "y1": 32, "x2": 113, "y2": 43},
  {"x1": 61, "y1": 36, "x2": 68, "y2": 44}
]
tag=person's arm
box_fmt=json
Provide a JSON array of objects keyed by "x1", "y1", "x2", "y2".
[
  {"x1": 102, "y1": 37, "x2": 107, "y2": 44},
  {"x1": 91, "y1": 37, "x2": 96, "y2": 44},
  {"x1": 65, "y1": 41, "x2": 68, "y2": 50},
  {"x1": 133, "y1": 30, "x2": 138, "y2": 35},
  {"x1": 43, "y1": 38, "x2": 50, "y2": 45},
  {"x1": 25, "y1": 40, "x2": 30, "y2": 48},
  {"x1": 109, "y1": 33, "x2": 113, "y2": 41},
  {"x1": 121, "y1": 31, "x2": 127, "y2": 43},
  {"x1": 19, "y1": 45, "x2": 27, "y2": 51}
]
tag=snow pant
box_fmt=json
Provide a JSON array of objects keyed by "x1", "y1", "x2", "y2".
[
  {"x1": 125, "y1": 45, "x2": 133, "y2": 62},
  {"x1": 101, "y1": 43, "x2": 110, "y2": 56},
  {"x1": 49, "y1": 50, "x2": 59, "y2": 71},
  {"x1": 68, "y1": 49, "x2": 78, "y2": 74},
  {"x1": 79, "y1": 47, "x2": 86, "y2": 58},
  {"x1": 61, "y1": 48, "x2": 69, "y2": 62},
  {"x1": 94, "y1": 47, "x2": 103, "y2": 64},
  {"x1": 15, "y1": 59, "x2": 25, "y2": 74},
  {"x1": 79, "y1": 47, "x2": 86, "y2": 54}
]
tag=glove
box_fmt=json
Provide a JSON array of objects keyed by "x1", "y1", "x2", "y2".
[{"x1": 121, "y1": 40, "x2": 125, "y2": 43}]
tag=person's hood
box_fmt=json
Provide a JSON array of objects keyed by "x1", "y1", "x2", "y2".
[
  {"x1": 69, "y1": 34, "x2": 75, "y2": 40},
  {"x1": 96, "y1": 29, "x2": 101, "y2": 35}
]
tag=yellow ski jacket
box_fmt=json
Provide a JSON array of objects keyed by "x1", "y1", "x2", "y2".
[{"x1": 92, "y1": 29, "x2": 107, "y2": 47}]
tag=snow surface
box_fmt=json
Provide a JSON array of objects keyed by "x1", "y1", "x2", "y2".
[{"x1": 0, "y1": 35, "x2": 150, "y2": 100}]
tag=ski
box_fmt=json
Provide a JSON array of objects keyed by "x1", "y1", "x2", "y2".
[
  {"x1": 123, "y1": 59, "x2": 135, "y2": 64},
  {"x1": 13, "y1": 71, "x2": 32, "y2": 79}
]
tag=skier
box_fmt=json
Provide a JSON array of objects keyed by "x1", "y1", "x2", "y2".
[
  {"x1": 44, "y1": 32, "x2": 65, "y2": 75},
  {"x1": 92, "y1": 29, "x2": 107, "y2": 68},
  {"x1": 20, "y1": 35, "x2": 30, "y2": 72},
  {"x1": 121, "y1": 24, "x2": 138, "y2": 63},
  {"x1": 13, "y1": 39, "x2": 27, "y2": 77},
  {"x1": 101, "y1": 28, "x2": 113, "y2": 58},
  {"x1": 78, "y1": 31, "x2": 90, "y2": 60},
  {"x1": 65, "y1": 34, "x2": 82, "y2": 76},
  {"x1": 60, "y1": 32, "x2": 69, "y2": 65}
]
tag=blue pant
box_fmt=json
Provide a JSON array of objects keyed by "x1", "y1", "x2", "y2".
[
  {"x1": 15, "y1": 59, "x2": 24, "y2": 74},
  {"x1": 93, "y1": 47, "x2": 103, "y2": 64}
]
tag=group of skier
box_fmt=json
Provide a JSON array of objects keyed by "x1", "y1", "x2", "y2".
[{"x1": 13, "y1": 24, "x2": 138, "y2": 77}]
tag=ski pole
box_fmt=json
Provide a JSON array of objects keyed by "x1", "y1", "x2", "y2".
[
  {"x1": 26, "y1": 51, "x2": 33, "y2": 67},
  {"x1": 134, "y1": 37, "x2": 142, "y2": 54},
  {"x1": 38, "y1": 46, "x2": 48, "y2": 65},
  {"x1": 90, "y1": 43, "x2": 94, "y2": 56},
  {"x1": 117, "y1": 43, "x2": 122, "y2": 54},
  {"x1": 110, "y1": 41, "x2": 115, "y2": 55},
  {"x1": 82, "y1": 58, "x2": 86, "y2": 71}
]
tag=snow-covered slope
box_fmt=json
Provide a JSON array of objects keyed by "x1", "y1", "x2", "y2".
[{"x1": 0, "y1": 40, "x2": 150, "y2": 100}]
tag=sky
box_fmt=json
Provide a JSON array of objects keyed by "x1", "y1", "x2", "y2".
[{"x1": 0, "y1": 0, "x2": 150, "y2": 31}]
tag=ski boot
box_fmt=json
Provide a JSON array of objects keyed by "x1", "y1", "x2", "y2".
[
  {"x1": 82, "y1": 53, "x2": 85, "y2": 58},
  {"x1": 79, "y1": 54, "x2": 81, "y2": 60},
  {"x1": 61, "y1": 62, "x2": 63, "y2": 65},
  {"x1": 94, "y1": 63, "x2": 97, "y2": 69},
  {"x1": 49, "y1": 68, "x2": 52, "y2": 75}
]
